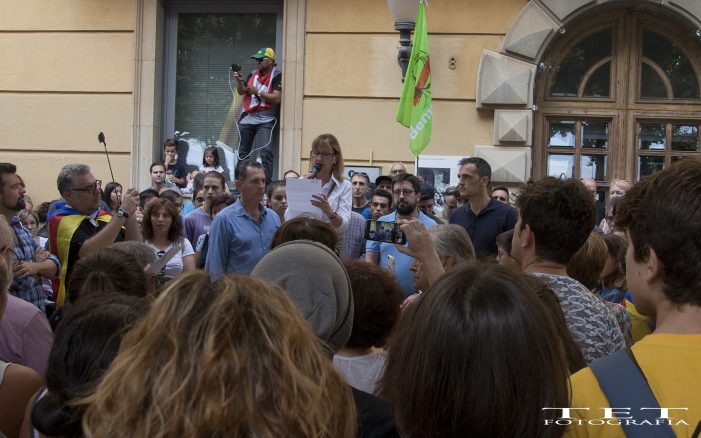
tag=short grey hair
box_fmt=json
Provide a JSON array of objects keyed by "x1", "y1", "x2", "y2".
[
  {"x1": 428, "y1": 224, "x2": 476, "y2": 264},
  {"x1": 57, "y1": 163, "x2": 91, "y2": 195}
]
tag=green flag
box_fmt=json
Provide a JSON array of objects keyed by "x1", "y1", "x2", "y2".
[{"x1": 395, "y1": 0, "x2": 432, "y2": 156}]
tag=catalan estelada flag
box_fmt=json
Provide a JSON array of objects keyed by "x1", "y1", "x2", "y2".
[
  {"x1": 48, "y1": 203, "x2": 112, "y2": 308},
  {"x1": 395, "y1": 0, "x2": 432, "y2": 156}
]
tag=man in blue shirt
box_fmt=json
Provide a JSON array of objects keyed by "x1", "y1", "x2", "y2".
[
  {"x1": 449, "y1": 157, "x2": 516, "y2": 259},
  {"x1": 205, "y1": 160, "x2": 279, "y2": 279},
  {"x1": 366, "y1": 173, "x2": 436, "y2": 295}
]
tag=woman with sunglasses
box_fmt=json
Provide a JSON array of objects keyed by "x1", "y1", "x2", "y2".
[
  {"x1": 141, "y1": 198, "x2": 194, "y2": 280},
  {"x1": 287, "y1": 134, "x2": 351, "y2": 238}
]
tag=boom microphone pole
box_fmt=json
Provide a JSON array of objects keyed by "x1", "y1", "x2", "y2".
[{"x1": 97, "y1": 131, "x2": 115, "y2": 183}]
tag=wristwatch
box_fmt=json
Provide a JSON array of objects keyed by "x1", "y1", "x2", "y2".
[{"x1": 115, "y1": 208, "x2": 129, "y2": 219}]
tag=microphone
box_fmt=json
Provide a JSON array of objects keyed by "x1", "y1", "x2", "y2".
[
  {"x1": 98, "y1": 131, "x2": 115, "y2": 183},
  {"x1": 309, "y1": 163, "x2": 322, "y2": 179}
]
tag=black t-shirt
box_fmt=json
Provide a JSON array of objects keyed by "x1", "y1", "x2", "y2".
[
  {"x1": 449, "y1": 198, "x2": 517, "y2": 258},
  {"x1": 166, "y1": 162, "x2": 188, "y2": 188},
  {"x1": 351, "y1": 387, "x2": 400, "y2": 438},
  {"x1": 65, "y1": 218, "x2": 124, "y2": 289}
]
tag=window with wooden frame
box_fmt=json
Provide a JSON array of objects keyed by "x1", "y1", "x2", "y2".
[{"x1": 534, "y1": 8, "x2": 701, "y2": 191}]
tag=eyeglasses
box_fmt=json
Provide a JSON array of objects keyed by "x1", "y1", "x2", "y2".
[
  {"x1": 311, "y1": 150, "x2": 335, "y2": 159},
  {"x1": 393, "y1": 189, "x2": 415, "y2": 197},
  {"x1": 69, "y1": 180, "x2": 101, "y2": 195},
  {"x1": 371, "y1": 202, "x2": 389, "y2": 209},
  {"x1": 492, "y1": 195, "x2": 508, "y2": 202},
  {"x1": 195, "y1": 197, "x2": 205, "y2": 203},
  {"x1": 497, "y1": 251, "x2": 511, "y2": 260}
]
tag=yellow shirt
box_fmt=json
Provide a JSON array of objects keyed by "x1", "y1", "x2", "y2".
[
  {"x1": 564, "y1": 334, "x2": 701, "y2": 438},
  {"x1": 625, "y1": 298, "x2": 652, "y2": 343}
]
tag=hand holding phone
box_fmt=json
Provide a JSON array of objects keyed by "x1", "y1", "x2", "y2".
[
  {"x1": 386, "y1": 255, "x2": 396, "y2": 273},
  {"x1": 365, "y1": 219, "x2": 407, "y2": 245}
]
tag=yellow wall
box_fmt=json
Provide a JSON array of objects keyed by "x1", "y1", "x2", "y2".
[
  {"x1": 1, "y1": 0, "x2": 528, "y2": 204},
  {"x1": 303, "y1": 0, "x2": 525, "y2": 174},
  {"x1": 0, "y1": 0, "x2": 135, "y2": 204}
]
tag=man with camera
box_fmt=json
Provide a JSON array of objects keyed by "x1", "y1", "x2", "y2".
[{"x1": 232, "y1": 47, "x2": 282, "y2": 183}]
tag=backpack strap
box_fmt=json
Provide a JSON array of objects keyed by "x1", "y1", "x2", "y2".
[{"x1": 590, "y1": 349, "x2": 675, "y2": 438}]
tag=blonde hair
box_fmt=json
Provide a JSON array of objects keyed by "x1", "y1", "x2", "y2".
[
  {"x1": 82, "y1": 272, "x2": 356, "y2": 438},
  {"x1": 610, "y1": 179, "x2": 632, "y2": 193},
  {"x1": 311, "y1": 133, "x2": 345, "y2": 181}
]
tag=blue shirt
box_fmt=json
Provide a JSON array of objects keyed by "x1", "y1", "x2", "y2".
[
  {"x1": 204, "y1": 200, "x2": 280, "y2": 279},
  {"x1": 449, "y1": 198, "x2": 516, "y2": 258},
  {"x1": 366, "y1": 211, "x2": 436, "y2": 295}
]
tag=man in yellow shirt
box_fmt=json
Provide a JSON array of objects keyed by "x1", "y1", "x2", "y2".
[{"x1": 564, "y1": 159, "x2": 701, "y2": 437}]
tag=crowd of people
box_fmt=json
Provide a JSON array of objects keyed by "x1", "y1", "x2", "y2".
[{"x1": 0, "y1": 134, "x2": 699, "y2": 437}]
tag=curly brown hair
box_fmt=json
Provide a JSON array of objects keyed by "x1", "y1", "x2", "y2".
[
  {"x1": 343, "y1": 261, "x2": 403, "y2": 349},
  {"x1": 82, "y1": 272, "x2": 357, "y2": 437},
  {"x1": 141, "y1": 198, "x2": 182, "y2": 242}
]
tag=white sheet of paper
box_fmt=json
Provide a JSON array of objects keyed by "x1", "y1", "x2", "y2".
[{"x1": 286, "y1": 178, "x2": 323, "y2": 216}]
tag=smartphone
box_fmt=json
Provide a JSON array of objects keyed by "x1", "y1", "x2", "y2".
[
  {"x1": 231, "y1": 63, "x2": 242, "y2": 73},
  {"x1": 386, "y1": 255, "x2": 395, "y2": 273},
  {"x1": 364, "y1": 219, "x2": 407, "y2": 245}
]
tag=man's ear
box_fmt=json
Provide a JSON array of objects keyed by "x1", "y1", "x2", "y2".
[
  {"x1": 521, "y1": 223, "x2": 534, "y2": 249},
  {"x1": 645, "y1": 247, "x2": 663, "y2": 284},
  {"x1": 235, "y1": 180, "x2": 242, "y2": 191}
]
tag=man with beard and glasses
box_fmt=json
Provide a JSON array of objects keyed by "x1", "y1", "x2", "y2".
[
  {"x1": 366, "y1": 173, "x2": 436, "y2": 295},
  {"x1": 0, "y1": 163, "x2": 60, "y2": 312}
]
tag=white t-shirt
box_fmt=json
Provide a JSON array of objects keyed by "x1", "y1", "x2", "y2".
[
  {"x1": 333, "y1": 351, "x2": 387, "y2": 395},
  {"x1": 145, "y1": 238, "x2": 194, "y2": 279},
  {"x1": 199, "y1": 165, "x2": 224, "y2": 174}
]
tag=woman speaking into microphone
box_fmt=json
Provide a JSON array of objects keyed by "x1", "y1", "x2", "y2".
[{"x1": 286, "y1": 133, "x2": 351, "y2": 236}]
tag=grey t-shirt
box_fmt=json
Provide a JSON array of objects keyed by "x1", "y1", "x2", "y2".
[{"x1": 532, "y1": 273, "x2": 626, "y2": 363}]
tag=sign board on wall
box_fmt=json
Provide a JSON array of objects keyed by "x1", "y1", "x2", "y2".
[{"x1": 415, "y1": 155, "x2": 464, "y2": 213}]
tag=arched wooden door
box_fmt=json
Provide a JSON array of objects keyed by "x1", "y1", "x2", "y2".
[{"x1": 534, "y1": 9, "x2": 701, "y2": 191}]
